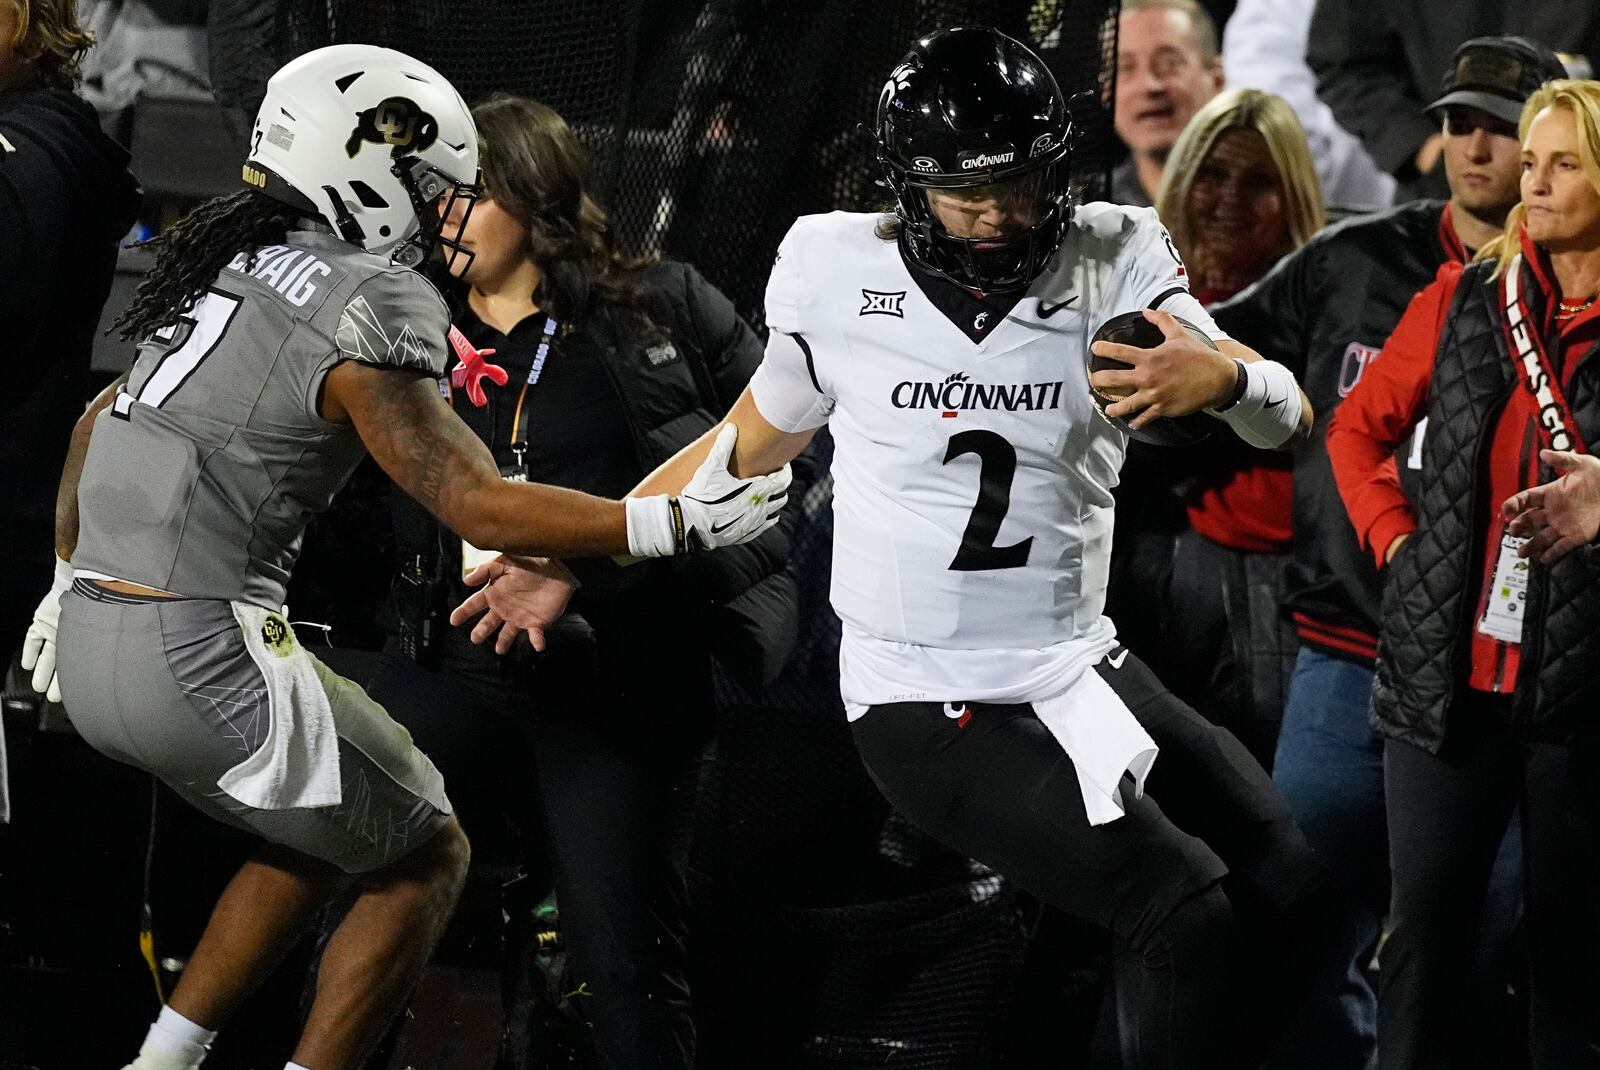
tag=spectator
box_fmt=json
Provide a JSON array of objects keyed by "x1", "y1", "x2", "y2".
[
  {"x1": 1112, "y1": 0, "x2": 1225, "y2": 207},
  {"x1": 1328, "y1": 77, "x2": 1600, "y2": 1069},
  {"x1": 1116, "y1": 87, "x2": 1323, "y2": 765},
  {"x1": 1307, "y1": 0, "x2": 1599, "y2": 198},
  {"x1": 369, "y1": 94, "x2": 808, "y2": 1070},
  {"x1": 1222, "y1": 0, "x2": 1396, "y2": 212},
  {"x1": 1, "y1": 0, "x2": 138, "y2": 663},
  {"x1": 1212, "y1": 34, "x2": 1563, "y2": 1070},
  {"x1": 76, "y1": 0, "x2": 210, "y2": 138}
]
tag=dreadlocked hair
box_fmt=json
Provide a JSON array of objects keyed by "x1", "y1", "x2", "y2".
[{"x1": 114, "y1": 190, "x2": 306, "y2": 343}]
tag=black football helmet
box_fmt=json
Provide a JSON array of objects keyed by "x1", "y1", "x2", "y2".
[{"x1": 874, "y1": 26, "x2": 1073, "y2": 294}]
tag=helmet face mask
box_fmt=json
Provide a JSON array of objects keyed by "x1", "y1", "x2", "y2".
[
  {"x1": 392, "y1": 154, "x2": 481, "y2": 273},
  {"x1": 874, "y1": 27, "x2": 1074, "y2": 294},
  {"x1": 245, "y1": 45, "x2": 483, "y2": 270}
]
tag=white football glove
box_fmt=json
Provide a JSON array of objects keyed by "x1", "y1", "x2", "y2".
[
  {"x1": 20, "y1": 556, "x2": 72, "y2": 704},
  {"x1": 626, "y1": 424, "x2": 792, "y2": 557}
]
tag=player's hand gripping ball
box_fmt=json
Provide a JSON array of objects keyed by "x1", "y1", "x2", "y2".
[{"x1": 1088, "y1": 310, "x2": 1221, "y2": 446}]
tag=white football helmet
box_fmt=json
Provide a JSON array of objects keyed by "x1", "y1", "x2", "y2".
[{"x1": 244, "y1": 44, "x2": 480, "y2": 268}]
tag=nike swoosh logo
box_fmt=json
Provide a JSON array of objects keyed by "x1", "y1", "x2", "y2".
[
  {"x1": 1263, "y1": 395, "x2": 1286, "y2": 410},
  {"x1": 1036, "y1": 296, "x2": 1077, "y2": 319},
  {"x1": 711, "y1": 518, "x2": 741, "y2": 534},
  {"x1": 1107, "y1": 649, "x2": 1129, "y2": 669}
]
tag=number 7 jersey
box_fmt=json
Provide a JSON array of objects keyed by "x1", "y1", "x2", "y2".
[
  {"x1": 72, "y1": 227, "x2": 450, "y2": 608},
  {"x1": 749, "y1": 205, "x2": 1227, "y2": 707}
]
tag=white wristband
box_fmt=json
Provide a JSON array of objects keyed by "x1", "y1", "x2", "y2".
[
  {"x1": 51, "y1": 554, "x2": 73, "y2": 593},
  {"x1": 1210, "y1": 358, "x2": 1303, "y2": 449},
  {"x1": 625, "y1": 495, "x2": 680, "y2": 558}
]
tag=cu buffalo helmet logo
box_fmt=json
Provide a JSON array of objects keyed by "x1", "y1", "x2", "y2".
[{"x1": 345, "y1": 96, "x2": 439, "y2": 159}]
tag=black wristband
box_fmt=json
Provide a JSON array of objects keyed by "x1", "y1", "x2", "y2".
[
  {"x1": 666, "y1": 496, "x2": 689, "y2": 554},
  {"x1": 1212, "y1": 359, "x2": 1249, "y2": 413}
]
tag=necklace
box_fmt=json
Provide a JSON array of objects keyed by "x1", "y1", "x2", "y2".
[{"x1": 1556, "y1": 293, "x2": 1598, "y2": 322}]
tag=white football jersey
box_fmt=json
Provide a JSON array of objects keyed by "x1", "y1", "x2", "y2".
[{"x1": 750, "y1": 203, "x2": 1227, "y2": 711}]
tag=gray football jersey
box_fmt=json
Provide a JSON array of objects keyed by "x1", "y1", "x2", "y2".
[{"x1": 74, "y1": 228, "x2": 450, "y2": 608}]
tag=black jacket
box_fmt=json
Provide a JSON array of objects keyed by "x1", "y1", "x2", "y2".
[
  {"x1": 1212, "y1": 201, "x2": 1463, "y2": 663},
  {"x1": 1307, "y1": 0, "x2": 1599, "y2": 181},
  {"x1": 0, "y1": 89, "x2": 140, "y2": 565},
  {"x1": 1375, "y1": 259, "x2": 1600, "y2": 752},
  {"x1": 394, "y1": 259, "x2": 812, "y2": 689}
]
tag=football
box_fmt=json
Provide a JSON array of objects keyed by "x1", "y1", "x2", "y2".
[{"x1": 1087, "y1": 310, "x2": 1220, "y2": 446}]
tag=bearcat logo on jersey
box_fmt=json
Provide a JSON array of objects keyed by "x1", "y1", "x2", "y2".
[
  {"x1": 345, "y1": 96, "x2": 439, "y2": 159},
  {"x1": 891, "y1": 370, "x2": 1065, "y2": 417}
]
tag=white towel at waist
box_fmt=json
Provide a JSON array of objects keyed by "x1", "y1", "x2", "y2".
[
  {"x1": 1031, "y1": 669, "x2": 1158, "y2": 826},
  {"x1": 217, "y1": 603, "x2": 342, "y2": 810}
]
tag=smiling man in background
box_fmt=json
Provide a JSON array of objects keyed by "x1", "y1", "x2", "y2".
[{"x1": 1112, "y1": 0, "x2": 1226, "y2": 206}]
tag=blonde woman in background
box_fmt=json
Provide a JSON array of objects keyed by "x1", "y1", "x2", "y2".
[
  {"x1": 1108, "y1": 87, "x2": 1326, "y2": 770},
  {"x1": 1158, "y1": 87, "x2": 1325, "y2": 304}
]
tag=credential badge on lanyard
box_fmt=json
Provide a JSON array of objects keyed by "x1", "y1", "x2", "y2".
[{"x1": 1479, "y1": 255, "x2": 1592, "y2": 644}]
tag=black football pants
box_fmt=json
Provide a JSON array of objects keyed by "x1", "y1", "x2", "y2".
[{"x1": 851, "y1": 648, "x2": 1330, "y2": 1069}]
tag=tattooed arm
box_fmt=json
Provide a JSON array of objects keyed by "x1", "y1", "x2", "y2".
[{"x1": 322, "y1": 361, "x2": 632, "y2": 557}]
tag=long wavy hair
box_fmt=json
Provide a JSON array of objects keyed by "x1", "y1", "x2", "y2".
[
  {"x1": 1156, "y1": 87, "x2": 1325, "y2": 282},
  {"x1": 3, "y1": 0, "x2": 93, "y2": 90},
  {"x1": 470, "y1": 94, "x2": 654, "y2": 325},
  {"x1": 1481, "y1": 79, "x2": 1600, "y2": 279},
  {"x1": 113, "y1": 191, "x2": 304, "y2": 342}
]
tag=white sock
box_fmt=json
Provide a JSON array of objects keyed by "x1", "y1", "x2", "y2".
[{"x1": 137, "y1": 1005, "x2": 217, "y2": 1067}]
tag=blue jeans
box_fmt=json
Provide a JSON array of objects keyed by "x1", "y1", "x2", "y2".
[{"x1": 1268, "y1": 648, "x2": 1385, "y2": 1070}]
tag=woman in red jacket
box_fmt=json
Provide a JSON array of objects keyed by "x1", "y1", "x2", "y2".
[{"x1": 1328, "y1": 79, "x2": 1600, "y2": 1069}]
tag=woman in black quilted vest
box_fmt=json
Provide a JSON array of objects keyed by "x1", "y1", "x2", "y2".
[{"x1": 1327, "y1": 79, "x2": 1600, "y2": 1069}]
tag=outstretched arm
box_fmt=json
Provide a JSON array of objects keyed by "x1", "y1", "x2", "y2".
[
  {"x1": 632, "y1": 385, "x2": 817, "y2": 497},
  {"x1": 452, "y1": 384, "x2": 815, "y2": 649},
  {"x1": 325, "y1": 361, "x2": 635, "y2": 557}
]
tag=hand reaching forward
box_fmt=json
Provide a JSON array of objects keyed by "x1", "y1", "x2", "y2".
[{"x1": 450, "y1": 554, "x2": 579, "y2": 654}]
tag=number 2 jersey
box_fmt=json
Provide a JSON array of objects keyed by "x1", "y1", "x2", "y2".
[
  {"x1": 72, "y1": 227, "x2": 449, "y2": 609},
  {"x1": 749, "y1": 203, "x2": 1228, "y2": 714}
]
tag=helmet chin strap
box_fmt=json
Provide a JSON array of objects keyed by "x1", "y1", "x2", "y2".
[{"x1": 320, "y1": 184, "x2": 366, "y2": 245}]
